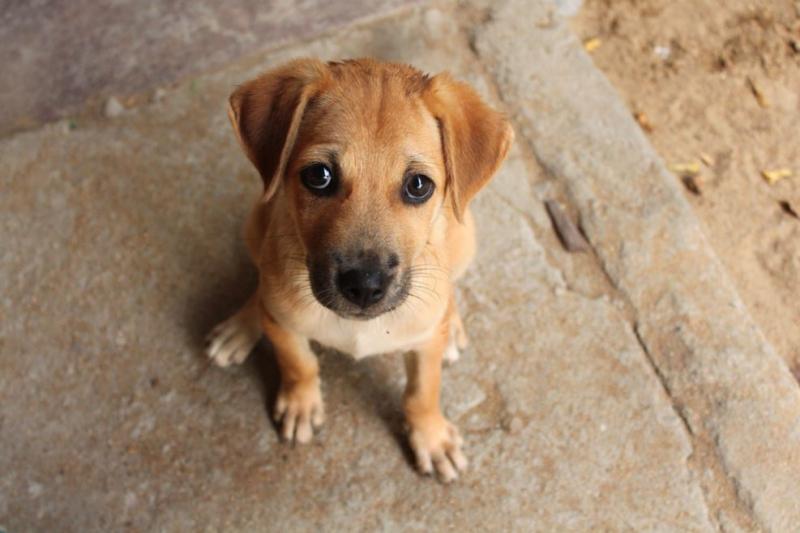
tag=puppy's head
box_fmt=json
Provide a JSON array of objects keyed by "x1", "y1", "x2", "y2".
[{"x1": 228, "y1": 58, "x2": 513, "y2": 319}]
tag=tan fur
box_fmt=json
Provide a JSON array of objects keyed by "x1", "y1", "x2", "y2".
[{"x1": 207, "y1": 58, "x2": 513, "y2": 482}]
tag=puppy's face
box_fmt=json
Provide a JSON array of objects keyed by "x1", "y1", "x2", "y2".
[
  {"x1": 228, "y1": 59, "x2": 513, "y2": 320},
  {"x1": 285, "y1": 76, "x2": 445, "y2": 319}
]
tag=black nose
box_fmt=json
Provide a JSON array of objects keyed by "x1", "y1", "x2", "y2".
[{"x1": 337, "y1": 268, "x2": 388, "y2": 309}]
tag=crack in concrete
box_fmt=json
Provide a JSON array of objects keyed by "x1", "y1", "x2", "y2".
[
  {"x1": 630, "y1": 322, "x2": 764, "y2": 533},
  {"x1": 632, "y1": 324, "x2": 696, "y2": 438}
]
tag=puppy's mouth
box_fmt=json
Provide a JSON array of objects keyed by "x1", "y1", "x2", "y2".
[{"x1": 307, "y1": 256, "x2": 410, "y2": 320}]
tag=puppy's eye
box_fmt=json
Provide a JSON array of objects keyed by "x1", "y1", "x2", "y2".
[
  {"x1": 403, "y1": 174, "x2": 435, "y2": 204},
  {"x1": 301, "y1": 164, "x2": 337, "y2": 195}
]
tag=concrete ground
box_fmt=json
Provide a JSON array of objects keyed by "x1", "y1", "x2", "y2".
[
  {"x1": 0, "y1": 0, "x2": 425, "y2": 137},
  {"x1": 1, "y1": 1, "x2": 799, "y2": 532}
]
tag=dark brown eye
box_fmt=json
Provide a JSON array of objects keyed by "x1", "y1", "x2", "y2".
[
  {"x1": 301, "y1": 164, "x2": 337, "y2": 195},
  {"x1": 403, "y1": 174, "x2": 434, "y2": 204}
]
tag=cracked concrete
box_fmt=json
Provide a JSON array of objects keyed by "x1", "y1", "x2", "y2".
[
  {"x1": 474, "y1": 1, "x2": 800, "y2": 530},
  {"x1": 1, "y1": 1, "x2": 798, "y2": 531}
]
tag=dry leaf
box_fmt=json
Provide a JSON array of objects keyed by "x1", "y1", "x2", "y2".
[
  {"x1": 780, "y1": 201, "x2": 798, "y2": 218},
  {"x1": 746, "y1": 77, "x2": 770, "y2": 108},
  {"x1": 762, "y1": 169, "x2": 792, "y2": 184},
  {"x1": 682, "y1": 175, "x2": 705, "y2": 195},
  {"x1": 635, "y1": 111, "x2": 654, "y2": 132},
  {"x1": 669, "y1": 162, "x2": 700, "y2": 176},
  {"x1": 584, "y1": 38, "x2": 602, "y2": 53},
  {"x1": 545, "y1": 200, "x2": 589, "y2": 252},
  {"x1": 700, "y1": 153, "x2": 715, "y2": 167}
]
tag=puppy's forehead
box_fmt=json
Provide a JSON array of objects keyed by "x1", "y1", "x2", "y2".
[{"x1": 300, "y1": 64, "x2": 440, "y2": 158}]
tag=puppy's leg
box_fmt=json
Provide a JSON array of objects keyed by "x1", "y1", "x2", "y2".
[
  {"x1": 403, "y1": 315, "x2": 467, "y2": 482},
  {"x1": 444, "y1": 300, "x2": 469, "y2": 364},
  {"x1": 261, "y1": 311, "x2": 323, "y2": 444},
  {"x1": 206, "y1": 293, "x2": 263, "y2": 367}
]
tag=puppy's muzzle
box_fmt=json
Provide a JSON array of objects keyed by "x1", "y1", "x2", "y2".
[{"x1": 309, "y1": 249, "x2": 406, "y2": 319}]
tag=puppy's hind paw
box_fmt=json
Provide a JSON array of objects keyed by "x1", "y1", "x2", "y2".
[
  {"x1": 443, "y1": 340, "x2": 460, "y2": 365},
  {"x1": 205, "y1": 299, "x2": 262, "y2": 367},
  {"x1": 452, "y1": 317, "x2": 468, "y2": 351}
]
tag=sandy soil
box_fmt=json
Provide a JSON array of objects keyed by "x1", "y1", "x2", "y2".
[{"x1": 573, "y1": 0, "x2": 800, "y2": 373}]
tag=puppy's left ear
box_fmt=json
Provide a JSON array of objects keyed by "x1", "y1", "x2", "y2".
[{"x1": 423, "y1": 74, "x2": 514, "y2": 222}]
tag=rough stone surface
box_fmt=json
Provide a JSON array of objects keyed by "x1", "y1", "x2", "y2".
[
  {"x1": 0, "y1": 0, "x2": 426, "y2": 137},
  {"x1": 474, "y1": 1, "x2": 800, "y2": 531},
  {"x1": 552, "y1": 0, "x2": 584, "y2": 17},
  {"x1": 0, "y1": 1, "x2": 795, "y2": 532}
]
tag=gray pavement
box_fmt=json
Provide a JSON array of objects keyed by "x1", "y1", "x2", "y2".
[
  {"x1": 0, "y1": 0, "x2": 425, "y2": 137},
  {"x1": 1, "y1": 1, "x2": 798, "y2": 532}
]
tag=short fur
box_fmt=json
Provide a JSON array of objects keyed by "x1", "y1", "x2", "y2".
[{"x1": 207, "y1": 58, "x2": 513, "y2": 482}]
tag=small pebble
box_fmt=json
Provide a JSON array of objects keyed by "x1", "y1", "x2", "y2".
[
  {"x1": 104, "y1": 96, "x2": 124, "y2": 118},
  {"x1": 28, "y1": 483, "x2": 43, "y2": 498},
  {"x1": 150, "y1": 88, "x2": 166, "y2": 103},
  {"x1": 654, "y1": 45, "x2": 671, "y2": 60},
  {"x1": 506, "y1": 416, "x2": 524, "y2": 434}
]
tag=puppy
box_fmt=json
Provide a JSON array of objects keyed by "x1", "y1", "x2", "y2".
[{"x1": 207, "y1": 58, "x2": 512, "y2": 482}]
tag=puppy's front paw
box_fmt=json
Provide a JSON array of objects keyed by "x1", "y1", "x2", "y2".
[
  {"x1": 206, "y1": 309, "x2": 261, "y2": 367},
  {"x1": 274, "y1": 377, "x2": 324, "y2": 444},
  {"x1": 408, "y1": 415, "x2": 467, "y2": 483}
]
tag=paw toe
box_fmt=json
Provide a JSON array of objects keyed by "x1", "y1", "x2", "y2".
[
  {"x1": 448, "y1": 447, "x2": 468, "y2": 472},
  {"x1": 311, "y1": 405, "x2": 325, "y2": 428},
  {"x1": 433, "y1": 453, "x2": 458, "y2": 483},
  {"x1": 274, "y1": 379, "x2": 323, "y2": 444},
  {"x1": 415, "y1": 449, "x2": 433, "y2": 475},
  {"x1": 295, "y1": 414, "x2": 313, "y2": 444},
  {"x1": 280, "y1": 409, "x2": 297, "y2": 442}
]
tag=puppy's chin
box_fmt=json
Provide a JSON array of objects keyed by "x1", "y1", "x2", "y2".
[
  {"x1": 336, "y1": 302, "x2": 402, "y2": 321},
  {"x1": 308, "y1": 265, "x2": 410, "y2": 321}
]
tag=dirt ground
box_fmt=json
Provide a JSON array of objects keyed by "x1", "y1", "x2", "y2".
[{"x1": 572, "y1": 0, "x2": 800, "y2": 373}]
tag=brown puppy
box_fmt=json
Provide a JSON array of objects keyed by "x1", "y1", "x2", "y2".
[{"x1": 207, "y1": 58, "x2": 512, "y2": 482}]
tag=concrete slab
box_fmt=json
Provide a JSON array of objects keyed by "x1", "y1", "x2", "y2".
[
  {"x1": 474, "y1": 1, "x2": 800, "y2": 530},
  {"x1": 0, "y1": 0, "x2": 425, "y2": 137},
  {"x1": 0, "y1": 1, "x2": 795, "y2": 532}
]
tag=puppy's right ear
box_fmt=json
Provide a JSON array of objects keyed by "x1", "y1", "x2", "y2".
[{"x1": 228, "y1": 58, "x2": 329, "y2": 201}]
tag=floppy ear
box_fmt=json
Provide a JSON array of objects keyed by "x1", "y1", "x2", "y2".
[
  {"x1": 423, "y1": 74, "x2": 514, "y2": 222},
  {"x1": 228, "y1": 58, "x2": 329, "y2": 201}
]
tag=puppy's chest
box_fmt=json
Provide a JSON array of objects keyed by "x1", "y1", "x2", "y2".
[{"x1": 297, "y1": 310, "x2": 437, "y2": 359}]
